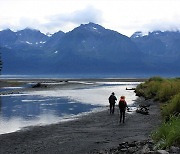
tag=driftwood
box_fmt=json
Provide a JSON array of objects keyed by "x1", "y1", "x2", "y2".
[
  {"x1": 126, "y1": 87, "x2": 135, "y2": 90},
  {"x1": 136, "y1": 104, "x2": 150, "y2": 115},
  {"x1": 32, "y1": 83, "x2": 47, "y2": 88}
]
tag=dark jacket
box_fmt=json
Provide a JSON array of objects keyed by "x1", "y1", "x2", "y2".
[
  {"x1": 109, "y1": 95, "x2": 117, "y2": 104},
  {"x1": 119, "y1": 99, "x2": 127, "y2": 111}
]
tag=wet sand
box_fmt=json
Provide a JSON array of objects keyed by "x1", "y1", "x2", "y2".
[{"x1": 0, "y1": 98, "x2": 161, "y2": 154}]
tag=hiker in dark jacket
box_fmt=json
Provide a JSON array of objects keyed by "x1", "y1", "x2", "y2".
[
  {"x1": 118, "y1": 96, "x2": 128, "y2": 123},
  {"x1": 108, "y1": 92, "x2": 117, "y2": 114}
]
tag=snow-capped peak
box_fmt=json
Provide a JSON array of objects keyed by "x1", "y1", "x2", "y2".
[
  {"x1": 131, "y1": 31, "x2": 148, "y2": 38},
  {"x1": 46, "y1": 32, "x2": 52, "y2": 37}
]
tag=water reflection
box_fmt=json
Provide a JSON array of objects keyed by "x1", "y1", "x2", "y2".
[
  {"x1": 0, "y1": 95, "x2": 100, "y2": 134},
  {"x1": 1, "y1": 95, "x2": 100, "y2": 120},
  {"x1": 0, "y1": 81, "x2": 139, "y2": 134}
]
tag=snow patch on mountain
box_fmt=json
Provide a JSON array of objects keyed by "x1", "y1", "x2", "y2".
[
  {"x1": 40, "y1": 41, "x2": 46, "y2": 44},
  {"x1": 25, "y1": 41, "x2": 33, "y2": 45}
]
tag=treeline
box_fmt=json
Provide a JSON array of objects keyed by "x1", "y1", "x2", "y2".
[{"x1": 135, "y1": 77, "x2": 180, "y2": 149}]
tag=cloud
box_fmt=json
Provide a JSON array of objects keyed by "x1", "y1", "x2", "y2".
[
  {"x1": 43, "y1": 5, "x2": 103, "y2": 33},
  {"x1": 143, "y1": 17, "x2": 180, "y2": 33},
  {"x1": 18, "y1": 18, "x2": 41, "y2": 30},
  {"x1": 110, "y1": 13, "x2": 180, "y2": 36},
  {"x1": 67, "y1": 5, "x2": 102, "y2": 24},
  {"x1": 0, "y1": 5, "x2": 103, "y2": 34},
  {"x1": 1, "y1": 0, "x2": 180, "y2": 36},
  {"x1": 0, "y1": 17, "x2": 42, "y2": 32}
]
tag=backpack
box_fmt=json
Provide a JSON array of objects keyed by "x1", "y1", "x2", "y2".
[{"x1": 119, "y1": 100, "x2": 126, "y2": 109}]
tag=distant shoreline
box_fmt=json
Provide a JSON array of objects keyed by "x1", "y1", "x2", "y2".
[
  {"x1": 0, "y1": 78, "x2": 145, "y2": 95},
  {"x1": 0, "y1": 78, "x2": 146, "y2": 95},
  {"x1": 0, "y1": 77, "x2": 147, "y2": 83}
]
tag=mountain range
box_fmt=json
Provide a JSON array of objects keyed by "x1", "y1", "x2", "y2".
[
  {"x1": 0, "y1": 22, "x2": 179, "y2": 77},
  {"x1": 131, "y1": 31, "x2": 180, "y2": 73}
]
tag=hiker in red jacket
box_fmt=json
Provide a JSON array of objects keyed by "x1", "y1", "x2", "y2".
[{"x1": 118, "y1": 96, "x2": 128, "y2": 123}]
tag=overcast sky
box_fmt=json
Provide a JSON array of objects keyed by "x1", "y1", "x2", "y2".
[{"x1": 0, "y1": 0, "x2": 180, "y2": 36}]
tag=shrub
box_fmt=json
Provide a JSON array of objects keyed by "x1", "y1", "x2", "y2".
[
  {"x1": 162, "y1": 93, "x2": 180, "y2": 118},
  {"x1": 135, "y1": 77, "x2": 180, "y2": 102},
  {"x1": 146, "y1": 81, "x2": 161, "y2": 99},
  {"x1": 135, "y1": 79, "x2": 162, "y2": 99},
  {"x1": 148, "y1": 76, "x2": 164, "y2": 82},
  {"x1": 135, "y1": 83, "x2": 147, "y2": 97},
  {"x1": 157, "y1": 81, "x2": 180, "y2": 102},
  {"x1": 157, "y1": 81, "x2": 173, "y2": 102}
]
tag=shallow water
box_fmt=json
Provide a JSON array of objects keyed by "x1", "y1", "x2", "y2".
[{"x1": 0, "y1": 81, "x2": 139, "y2": 134}]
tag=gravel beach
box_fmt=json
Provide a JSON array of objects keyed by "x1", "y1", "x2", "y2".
[
  {"x1": 0, "y1": 78, "x2": 161, "y2": 154},
  {"x1": 0, "y1": 100, "x2": 161, "y2": 153}
]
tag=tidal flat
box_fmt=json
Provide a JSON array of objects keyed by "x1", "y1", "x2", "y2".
[{"x1": 0, "y1": 78, "x2": 161, "y2": 154}]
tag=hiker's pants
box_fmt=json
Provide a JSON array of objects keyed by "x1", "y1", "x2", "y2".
[
  {"x1": 110, "y1": 103, "x2": 115, "y2": 114},
  {"x1": 119, "y1": 109, "x2": 125, "y2": 123}
]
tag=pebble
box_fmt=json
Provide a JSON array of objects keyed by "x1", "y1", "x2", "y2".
[
  {"x1": 120, "y1": 148, "x2": 127, "y2": 152},
  {"x1": 169, "y1": 146, "x2": 180, "y2": 153},
  {"x1": 96, "y1": 140, "x2": 179, "y2": 154}
]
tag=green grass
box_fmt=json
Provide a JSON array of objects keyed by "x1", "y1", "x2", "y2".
[
  {"x1": 162, "y1": 93, "x2": 180, "y2": 118},
  {"x1": 152, "y1": 116, "x2": 180, "y2": 149},
  {"x1": 135, "y1": 76, "x2": 180, "y2": 148},
  {"x1": 157, "y1": 81, "x2": 180, "y2": 102}
]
